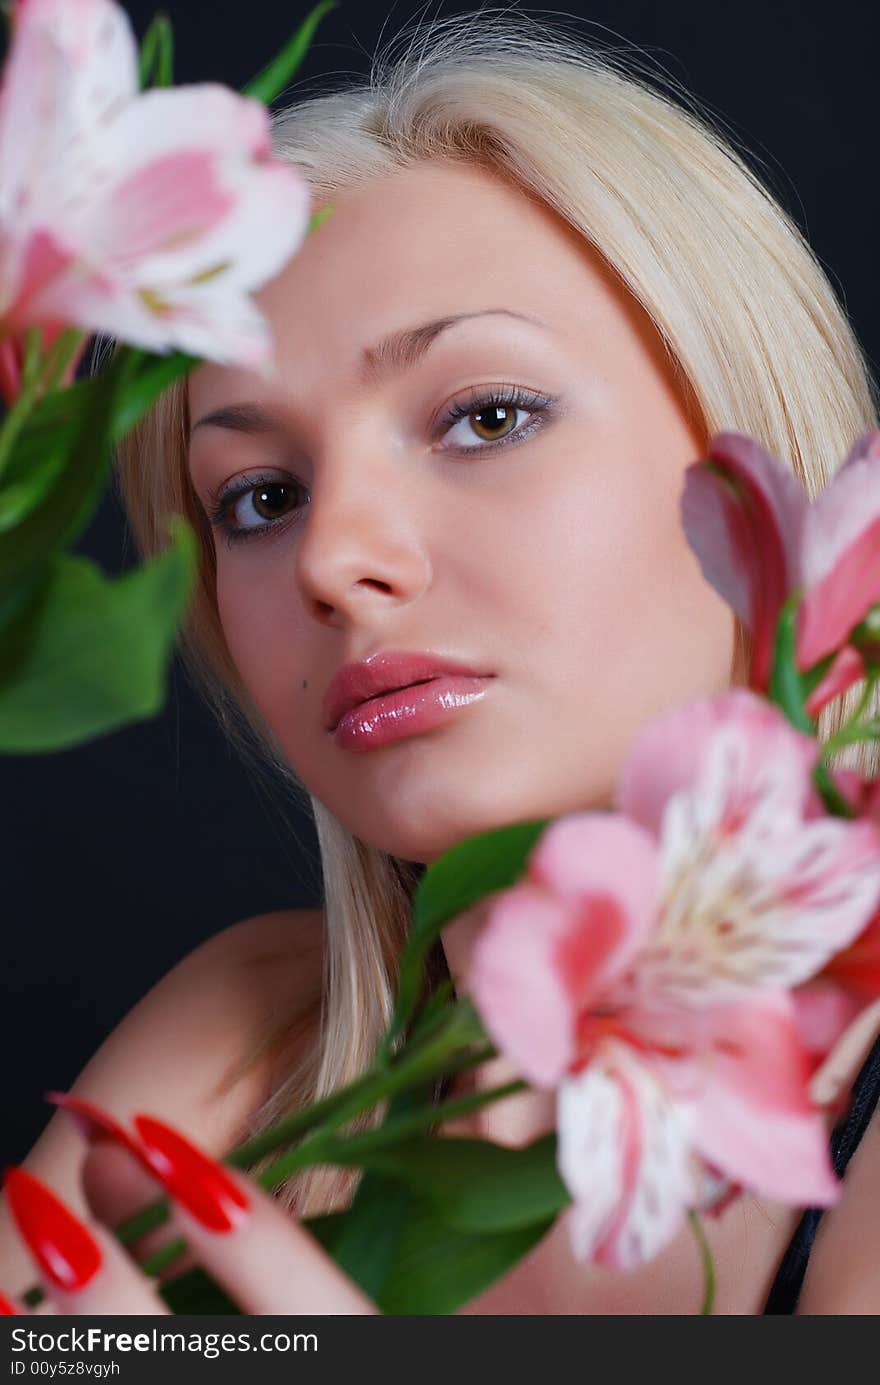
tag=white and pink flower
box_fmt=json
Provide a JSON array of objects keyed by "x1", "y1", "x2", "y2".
[
  {"x1": 0, "y1": 0, "x2": 311, "y2": 382},
  {"x1": 681, "y1": 431, "x2": 880, "y2": 696},
  {"x1": 469, "y1": 689, "x2": 880, "y2": 1270}
]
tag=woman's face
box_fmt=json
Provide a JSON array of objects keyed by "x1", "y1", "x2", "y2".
[{"x1": 187, "y1": 159, "x2": 736, "y2": 864}]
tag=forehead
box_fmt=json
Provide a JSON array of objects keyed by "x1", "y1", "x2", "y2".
[{"x1": 187, "y1": 159, "x2": 638, "y2": 417}]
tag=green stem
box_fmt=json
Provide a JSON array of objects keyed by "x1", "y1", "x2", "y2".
[
  {"x1": 0, "y1": 327, "x2": 86, "y2": 484},
  {"x1": 137, "y1": 1074, "x2": 526, "y2": 1282},
  {"x1": 819, "y1": 668, "x2": 880, "y2": 756},
  {"x1": 812, "y1": 759, "x2": 856, "y2": 818},
  {"x1": 21, "y1": 1004, "x2": 495, "y2": 1307},
  {"x1": 687, "y1": 1210, "x2": 716, "y2": 1315}
]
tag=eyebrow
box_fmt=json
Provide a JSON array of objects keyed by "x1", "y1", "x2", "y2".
[{"x1": 189, "y1": 308, "x2": 548, "y2": 437}]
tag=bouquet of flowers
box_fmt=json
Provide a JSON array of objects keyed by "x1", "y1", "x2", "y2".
[{"x1": 3, "y1": 0, "x2": 879, "y2": 1317}]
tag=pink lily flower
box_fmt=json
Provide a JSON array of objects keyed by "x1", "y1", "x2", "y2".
[
  {"x1": 681, "y1": 430, "x2": 880, "y2": 694},
  {"x1": 0, "y1": 0, "x2": 311, "y2": 372},
  {"x1": 469, "y1": 689, "x2": 880, "y2": 1270}
]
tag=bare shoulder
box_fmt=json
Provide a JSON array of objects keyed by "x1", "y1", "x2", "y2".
[{"x1": 0, "y1": 907, "x2": 324, "y2": 1296}]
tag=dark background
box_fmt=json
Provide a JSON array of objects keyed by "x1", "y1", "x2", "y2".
[{"x1": 3, "y1": 0, "x2": 879, "y2": 1162}]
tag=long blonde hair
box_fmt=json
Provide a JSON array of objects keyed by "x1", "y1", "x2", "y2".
[{"x1": 110, "y1": 9, "x2": 880, "y2": 1217}]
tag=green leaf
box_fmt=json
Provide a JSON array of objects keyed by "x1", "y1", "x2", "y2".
[
  {"x1": 160, "y1": 1267, "x2": 241, "y2": 1315},
  {"x1": 0, "y1": 514, "x2": 197, "y2": 752},
  {"x1": 242, "y1": 1, "x2": 338, "y2": 105},
  {"x1": 111, "y1": 349, "x2": 197, "y2": 438},
  {"x1": 139, "y1": 13, "x2": 174, "y2": 90},
  {"x1": 380, "y1": 1200, "x2": 555, "y2": 1315},
  {"x1": 0, "y1": 348, "x2": 134, "y2": 587},
  {"x1": 329, "y1": 1131, "x2": 571, "y2": 1234},
  {"x1": 384, "y1": 818, "x2": 549, "y2": 1052},
  {"x1": 306, "y1": 1189, "x2": 556, "y2": 1315},
  {"x1": 327, "y1": 1172, "x2": 413, "y2": 1301}
]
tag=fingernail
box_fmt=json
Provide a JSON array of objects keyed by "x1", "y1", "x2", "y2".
[
  {"x1": 0, "y1": 1288, "x2": 18, "y2": 1314},
  {"x1": 44, "y1": 1092, "x2": 143, "y2": 1157},
  {"x1": 2, "y1": 1166, "x2": 102, "y2": 1292},
  {"x1": 132, "y1": 1114, "x2": 250, "y2": 1234}
]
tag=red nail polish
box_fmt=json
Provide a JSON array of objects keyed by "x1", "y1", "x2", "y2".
[
  {"x1": 2, "y1": 1167, "x2": 102, "y2": 1292},
  {"x1": 44, "y1": 1092, "x2": 143, "y2": 1157},
  {"x1": 132, "y1": 1115, "x2": 250, "y2": 1233},
  {"x1": 0, "y1": 1288, "x2": 18, "y2": 1314}
]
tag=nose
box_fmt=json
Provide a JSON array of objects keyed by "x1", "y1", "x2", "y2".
[{"x1": 294, "y1": 443, "x2": 432, "y2": 629}]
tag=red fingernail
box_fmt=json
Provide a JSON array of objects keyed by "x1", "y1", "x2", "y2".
[
  {"x1": 132, "y1": 1114, "x2": 250, "y2": 1233},
  {"x1": 0, "y1": 1288, "x2": 18, "y2": 1314},
  {"x1": 2, "y1": 1167, "x2": 102, "y2": 1291},
  {"x1": 44, "y1": 1091, "x2": 144, "y2": 1158}
]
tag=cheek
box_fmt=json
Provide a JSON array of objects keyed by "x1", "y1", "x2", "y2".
[
  {"x1": 215, "y1": 562, "x2": 305, "y2": 722},
  {"x1": 517, "y1": 441, "x2": 734, "y2": 728}
]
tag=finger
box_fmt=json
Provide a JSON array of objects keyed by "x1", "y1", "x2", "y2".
[
  {"x1": 1, "y1": 1166, "x2": 170, "y2": 1316},
  {"x1": 130, "y1": 1112, "x2": 376, "y2": 1315},
  {"x1": 47, "y1": 1092, "x2": 201, "y2": 1282}
]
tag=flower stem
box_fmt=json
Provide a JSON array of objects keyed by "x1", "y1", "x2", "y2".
[
  {"x1": 135, "y1": 1075, "x2": 527, "y2": 1283},
  {"x1": 20, "y1": 1002, "x2": 497, "y2": 1308},
  {"x1": 687, "y1": 1210, "x2": 716, "y2": 1315},
  {"x1": 0, "y1": 327, "x2": 86, "y2": 485}
]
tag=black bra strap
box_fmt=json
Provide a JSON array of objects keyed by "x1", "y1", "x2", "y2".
[{"x1": 762, "y1": 1024, "x2": 880, "y2": 1313}]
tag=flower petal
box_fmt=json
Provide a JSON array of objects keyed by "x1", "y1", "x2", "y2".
[
  {"x1": 791, "y1": 981, "x2": 865, "y2": 1061},
  {"x1": 616, "y1": 688, "x2": 819, "y2": 841},
  {"x1": 798, "y1": 446, "x2": 880, "y2": 667},
  {"x1": 0, "y1": 0, "x2": 137, "y2": 239},
  {"x1": 803, "y1": 644, "x2": 867, "y2": 719},
  {"x1": 527, "y1": 812, "x2": 661, "y2": 981},
  {"x1": 822, "y1": 909, "x2": 880, "y2": 1000},
  {"x1": 629, "y1": 698, "x2": 880, "y2": 1001},
  {"x1": 469, "y1": 883, "x2": 584, "y2": 1086},
  {"x1": 685, "y1": 995, "x2": 840, "y2": 1206},
  {"x1": 557, "y1": 1043, "x2": 697, "y2": 1270},
  {"x1": 680, "y1": 433, "x2": 806, "y2": 690},
  {"x1": 470, "y1": 815, "x2": 659, "y2": 1087}
]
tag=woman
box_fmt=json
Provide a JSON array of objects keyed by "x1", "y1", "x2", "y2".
[{"x1": 2, "y1": 10, "x2": 879, "y2": 1314}]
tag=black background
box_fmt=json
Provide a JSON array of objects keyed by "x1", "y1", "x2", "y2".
[{"x1": 3, "y1": 0, "x2": 879, "y2": 1162}]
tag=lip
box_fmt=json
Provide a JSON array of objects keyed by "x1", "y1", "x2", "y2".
[{"x1": 323, "y1": 650, "x2": 493, "y2": 734}]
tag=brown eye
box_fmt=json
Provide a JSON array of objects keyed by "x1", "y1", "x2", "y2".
[
  {"x1": 208, "y1": 473, "x2": 307, "y2": 546},
  {"x1": 436, "y1": 384, "x2": 557, "y2": 455},
  {"x1": 466, "y1": 403, "x2": 520, "y2": 443},
  {"x1": 249, "y1": 481, "x2": 298, "y2": 521}
]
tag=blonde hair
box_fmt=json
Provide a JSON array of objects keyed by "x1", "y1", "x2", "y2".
[{"x1": 110, "y1": 8, "x2": 880, "y2": 1217}]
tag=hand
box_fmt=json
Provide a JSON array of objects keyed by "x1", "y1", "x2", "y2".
[{"x1": 1, "y1": 1100, "x2": 376, "y2": 1315}]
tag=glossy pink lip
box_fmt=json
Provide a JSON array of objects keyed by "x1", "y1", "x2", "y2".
[
  {"x1": 333, "y1": 674, "x2": 493, "y2": 751},
  {"x1": 323, "y1": 650, "x2": 493, "y2": 734}
]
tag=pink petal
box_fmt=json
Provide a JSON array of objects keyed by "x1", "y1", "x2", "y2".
[
  {"x1": 680, "y1": 433, "x2": 806, "y2": 691},
  {"x1": 798, "y1": 456, "x2": 880, "y2": 668},
  {"x1": 822, "y1": 909, "x2": 880, "y2": 1000},
  {"x1": 641, "y1": 793, "x2": 880, "y2": 1002},
  {"x1": 101, "y1": 151, "x2": 236, "y2": 265},
  {"x1": 0, "y1": 0, "x2": 137, "y2": 234},
  {"x1": 526, "y1": 812, "x2": 661, "y2": 986},
  {"x1": 0, "y1": 337, "x2": 23, "y2": 405},
  {"x1": 0, "y1": 6, "x2": 311, "y2": 368},
  {"x1": 469, "y1": 882, "x2": 584, "y2": 1086},
  {"x1": 616, "y1": 687, "x2": 819, "y2": 843},
  {"x1": 470, "y1": 815, "x2": 660, "y2": 1089},
  {"x1": 1, "y1": 227, "x2": 78, "y2": 330},
  {"x1": 791, "y1": 981, "x2": 866, "y2": 1061},
  {"x1": 557, "y1": 1042, "x2": 698, "y2": 1270},
  {"x1": 803, "y1": 644, "x2": 868, "y2": 719},
  {"x1": 686, "y1": 995, "x2": 840, "y2": 1205}
]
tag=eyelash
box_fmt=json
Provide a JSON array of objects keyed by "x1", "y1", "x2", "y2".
[{"x1": 207, "y1": 383, "x2": 559, "y2": 547}]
